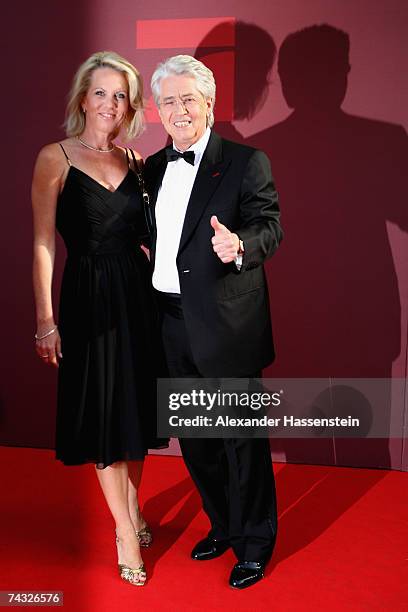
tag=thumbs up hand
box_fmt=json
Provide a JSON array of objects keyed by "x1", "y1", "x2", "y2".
[{"x1": 210, "y1": 215, "x2": 240, "y2": 263}]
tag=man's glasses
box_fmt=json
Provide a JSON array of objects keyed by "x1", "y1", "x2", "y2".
[{"x1": 159, "y1": 96, "x2": 201, "y2": 111}]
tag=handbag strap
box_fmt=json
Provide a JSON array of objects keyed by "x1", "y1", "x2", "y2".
[{"x1": 128, "y1": 149, "x2": 153, "y2": 236}]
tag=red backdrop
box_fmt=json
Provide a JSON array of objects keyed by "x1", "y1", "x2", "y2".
[{"x1": 2, "y1": 0, "x2": 407, "y2": 469}]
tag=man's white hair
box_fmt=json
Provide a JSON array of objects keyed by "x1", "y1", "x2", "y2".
[{"x1": 151, "y1": 55, "x2": 216, "y2": 127}]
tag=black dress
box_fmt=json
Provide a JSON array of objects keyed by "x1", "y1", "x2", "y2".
[{"x1": 55, "y1": 146, "x2": 166, "y2": 468}]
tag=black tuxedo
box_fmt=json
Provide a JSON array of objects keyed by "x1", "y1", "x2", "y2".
[
  {"x1": 144, "y1": 131, "x2": 282, "y2": 377},
  {"x1": 144, "y1": 131, "x2": 282, "y2": 562}
]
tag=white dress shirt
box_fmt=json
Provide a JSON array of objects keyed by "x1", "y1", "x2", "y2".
[{"x1": 153, "y1": 127, "x2": 211, "y2": 294}]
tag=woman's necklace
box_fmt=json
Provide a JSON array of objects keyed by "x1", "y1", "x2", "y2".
[{"x1": 77, "y1": 136, "x2": 114, "y2": 153}]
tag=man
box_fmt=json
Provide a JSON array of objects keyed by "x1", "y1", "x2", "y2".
[{"x1": 144, "y1": 55, "x2": 283, "y2": 589}]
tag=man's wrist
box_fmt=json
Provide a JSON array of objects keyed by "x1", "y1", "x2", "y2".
[{"x1": 230, "y1": 233, "x2": 243, "y2": 255}]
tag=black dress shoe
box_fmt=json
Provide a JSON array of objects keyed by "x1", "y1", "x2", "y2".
[
  {"x1": 229, "y1": 561, "x2": 266, "y2": 589},
  {"x1": 191, "y1": 537, "x2": 230, "y2": 560}
]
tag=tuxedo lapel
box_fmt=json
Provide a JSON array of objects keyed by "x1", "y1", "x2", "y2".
[
  {"x1": 149, "y1": 149, "x2": 168, "y2": 208},
  {"x1": 178, "y1": 132, "x2": 230, "y2": 253}
]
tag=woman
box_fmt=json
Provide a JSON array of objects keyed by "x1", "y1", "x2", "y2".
[{"x1": 32, "y1": 51, "x2": 164, "y2": 586}]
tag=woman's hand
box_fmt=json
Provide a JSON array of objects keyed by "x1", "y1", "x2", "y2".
[{"x1": 35, "y1": 324, "x2": 62, "y2": 368}]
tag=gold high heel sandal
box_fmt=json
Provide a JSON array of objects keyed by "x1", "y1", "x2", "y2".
[
  {"x1": 135, "y1": 524, "x2": 153, "y2": 548},
  {"x1": 118, "y1": 563, "x2": 146, "y2": 586},
  {"x1": 116, "y1": 534, "x2": 147, "y2": 586}
]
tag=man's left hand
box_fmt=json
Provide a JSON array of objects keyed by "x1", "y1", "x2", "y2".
[{"x1": 210, "y1": 215, "x2": 239, "y2": 263}]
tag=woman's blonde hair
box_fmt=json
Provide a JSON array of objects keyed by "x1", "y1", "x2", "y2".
[{"x1": 64, "y1": 51, "x2": 144, "y2": 140}]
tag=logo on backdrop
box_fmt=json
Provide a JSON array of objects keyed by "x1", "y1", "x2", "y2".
[{"x1": 136, "y1": 17, "x2": 236, "y2": 122}]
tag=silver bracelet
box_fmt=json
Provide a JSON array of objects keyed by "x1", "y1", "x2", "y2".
[{"x1": 35, "y1": 325, "x2": 58, "y2": 341}]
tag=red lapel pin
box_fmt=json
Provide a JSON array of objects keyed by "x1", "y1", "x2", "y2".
[{"x1": 212, "y1": 171, "x2": 221, "y2": 177}]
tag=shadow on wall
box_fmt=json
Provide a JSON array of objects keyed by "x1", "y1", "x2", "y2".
[
  {"x1": 196, "y1": 22, "x2": 408, "y2": 468},
  {"x1": 195, "y1": 21, "x2": 276, "y2": 143}
]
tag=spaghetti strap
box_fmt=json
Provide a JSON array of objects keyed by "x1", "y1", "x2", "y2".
[
  {"x1": 125, "y1": 148, "x2": 131, "y2": 168},
  {"x1": 129, "y1": 148, "x2": 142, "y2": 173},
  {"x1": 59, "y1": 143, "x2": 71, "y2": 166}
]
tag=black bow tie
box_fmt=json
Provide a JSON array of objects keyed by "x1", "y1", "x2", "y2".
[{"x1": 166, "y1": 148, "x2": 195, "y2": 165}]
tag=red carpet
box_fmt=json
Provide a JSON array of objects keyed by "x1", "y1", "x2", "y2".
[{"x1": 0, "y1": 447, "x2": 406, "y2": 611}]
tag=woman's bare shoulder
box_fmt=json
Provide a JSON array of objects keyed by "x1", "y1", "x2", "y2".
[
  {"x1": 117, "y1": 146, "x2": 142, "y2": 159},
  {"x1": 34, "y1": 141, "x2": 70, "y2": 182},
  {"x1": 130, "y1": 148, "x2": 143, "y2": 161},
  {"x1": 118, "y1": 146, "x2": 143, "y2": 170},
  {"x1": 37, "y1": 138, "x2": 74, "y2": 164}
]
